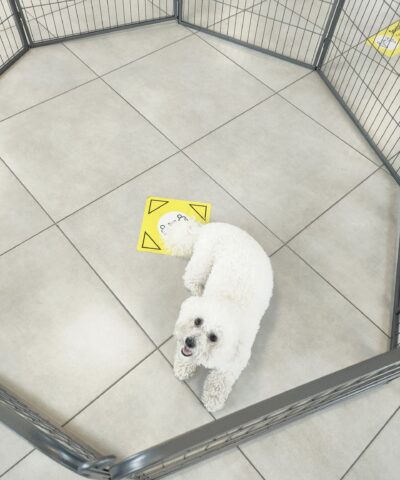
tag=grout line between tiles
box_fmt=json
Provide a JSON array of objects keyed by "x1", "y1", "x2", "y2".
[
  {"x1": 56, "y1": 222, "x2": 162, "y2": 348},
  {"x1": 277, "y1": 91, "x2": 381, "y2": 168},
  {"x1": 287, "y1": 244, "x2": 391, "y2": 340},
  {"x1": 0, "y1": 450, "x2": 35, "y2": 479},
  {"x1": 340, "y1": 404, "x2": 400, "y2": 480},
  {"x1": 285, "y1": 165, "x2": 381, "y2": 245},
  {"x1": 57, "y1": 151, "x2": 177, "y2": 223},
  {"x1": 237, "y1": 446, "x2": 267, "y2": 480},
  {"x1": 180, "y1": 72, "x2": 315, "y2": 151},
  {"x1": 0, "y1": 77, "x2": 98, "y2": 124},
  {"x1": 89, "y1": 27, "x2": 195, "y2": 77},
  {"x1": 0, "y1": 224, "x2": 54, "y2": 258},
  {"x1": 62, "y1": 346, "x2": 159, "y2": 425},
  {"x1": 182, "y1": 150, "x2": 285, "y2": 245}
]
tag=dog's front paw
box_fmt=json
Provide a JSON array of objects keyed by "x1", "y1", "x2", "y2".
[
  {"x1": 202, "y1": 372, "x2": 229, "y2": 412},
  {"x1": 174, "y1": 359, "x2": 196, "y2": 381},
  {"x1": 202, "y1": 389, "x2": 226, "y2": 412}
]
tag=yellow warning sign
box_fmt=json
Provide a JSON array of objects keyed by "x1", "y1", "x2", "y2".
[
  {"x1": 367, "y1": 20, "x2": 400, "y2": 57},
  {"x1": 137, "y1": 197, "x2": 212, "y2": 255}
]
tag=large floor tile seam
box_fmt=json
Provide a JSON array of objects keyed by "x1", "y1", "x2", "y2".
[
  {"x1": 284, "y1": 165, "x2": 382, "y2": 246},
  {"x1": 0, "y1": 449, "x2": 35, "y2": 479},
  {"x1": 57, "y1": 223, "x2": 162, "y2": 347},
  {"x1": 181, "y1": 92, "x2": 275, "y2": 150},
  {"x1": 276, "y1": 91, "x2": 382, "y2": 168},
  {"x1": 182, "y1": 151, "x2": 285, "y2": 246},
  {"x1": 0, "y1": 76, "x2": 97, "y2": 125},
  {"x1": 158, "y1": 347, "x2": 268, "y2": 480},
  {"x1": 178, "y1": 68, "x2": 314, "y2": 151},
  {"x1": 0, "y1": 224, "x2": 54, "y2": 258},
  {"x1": 236, "y1": 446, "x2": 267, "y2": 480},
  {"x1": 287, "y1": 244, "x2": 392, "y2": 340},
  {"x1": 61, "y1": 347, "x2": 159, "y2": 426},
  {"x1": 339, "y1": 404, "x2": 400, "y2": 480},
  {"x1": 57, "y1": 151, "x2": 178, "y2": 223},
  {"x1": 0, "y1": 156, "x2": 53, "y2": 222},
  {"x1": 77, "y1": 25, "x2": 195, "y2": 77}
]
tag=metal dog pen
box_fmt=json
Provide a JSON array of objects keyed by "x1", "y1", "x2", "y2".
[{"x1": 1, "y1": 0, "x2": 399, "y2": 478}]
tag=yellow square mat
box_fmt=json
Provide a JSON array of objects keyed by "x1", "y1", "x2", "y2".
[{"x1": 137, "y1": 197, "x2": 212, "y2": 255}]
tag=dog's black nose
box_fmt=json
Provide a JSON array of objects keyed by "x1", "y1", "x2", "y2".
[{"x1": 185, "y1": 336, "x2": 196, "y2": 348}]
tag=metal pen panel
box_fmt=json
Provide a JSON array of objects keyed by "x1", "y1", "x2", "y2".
[
  {"x1": 18, "y1": 0, "x2": 175, "y2": 45},
  {"x1": 179, "y1": 0, "x2": 336, "y2": 68},
  {"x1": 319, "y1": 0, "x2": 400, "y2": 183},
  {"x1": 0, "y1": 0, "x2": 28, "y2": 74}
]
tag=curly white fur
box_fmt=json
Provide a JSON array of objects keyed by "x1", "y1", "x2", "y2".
[{"x1": 165, "y1": 219, "x2": 273, "y2": 412}]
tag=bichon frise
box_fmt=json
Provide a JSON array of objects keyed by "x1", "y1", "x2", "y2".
[{"x1": 164, "y1": 218, "x2": 273, "y2": 412}]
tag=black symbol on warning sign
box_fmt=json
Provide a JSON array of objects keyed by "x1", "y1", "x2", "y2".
[
  {"x1": 141, "y1": 232, "x2": 161, "y2": 250},
  {"x1": 189, "y1": 203, "x2": 208, "y2": 221},
  {"x1": 148, "y1": 199, "x2": 169, "y2": 214}
]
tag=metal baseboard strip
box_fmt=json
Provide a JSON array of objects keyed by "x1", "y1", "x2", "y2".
[
  {"x1": 111, "y1": 348, "x2": 400, "y2": 480},
  {"x1": 28, "y1": 16, "x2": 176, "y2": 48}
]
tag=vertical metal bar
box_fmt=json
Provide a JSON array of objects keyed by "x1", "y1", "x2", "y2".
[
  {"x1": 391, "y1": 242, "x2": 400, "y2": 350},
  {"x1": 8, "y1": 0, "x2": 31, "y2": 47},
  {"x1": 177, "y1": 0, "x2": 182, "y2": 23},
  {"x1": 174, "y1": 0, "x2": 178, "y2": 19},
  {"x1": 314, "y1": 0, "x2": 345, "y2": 69}
]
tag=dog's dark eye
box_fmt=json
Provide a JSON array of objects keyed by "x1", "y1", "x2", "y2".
[
  {"x1": 194, "y1": 318, "x2": 203, "y2": 327},
  {"x1": 209, "y1": 333, "x2": 218, "y2": 343}
]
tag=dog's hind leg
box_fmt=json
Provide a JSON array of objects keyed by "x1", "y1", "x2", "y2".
[{"x1": 183, "y1": 239, "x2": 214, "y2": 296}]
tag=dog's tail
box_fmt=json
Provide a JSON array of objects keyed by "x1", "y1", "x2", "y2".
[{"x1": 163, "y1": 217, "x2": 202, "y2": 257}]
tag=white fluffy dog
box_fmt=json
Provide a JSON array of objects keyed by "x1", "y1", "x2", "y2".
[{"x1": 164, "y1": 218, "x2": 273, "y2": 412}]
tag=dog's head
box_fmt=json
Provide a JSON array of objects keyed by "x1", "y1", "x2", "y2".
[{"x1": 174, "y1": 296, "x2": 241, "y2": 369}]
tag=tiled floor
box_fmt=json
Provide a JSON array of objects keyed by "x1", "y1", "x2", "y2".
[{"x1": 0, "y1": 8, "x2": 399, "y2": 480}]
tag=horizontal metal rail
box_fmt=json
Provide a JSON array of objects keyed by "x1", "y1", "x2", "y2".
[{"x1": 111, "y1": 348, "x2": 400, "y2": 480}]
